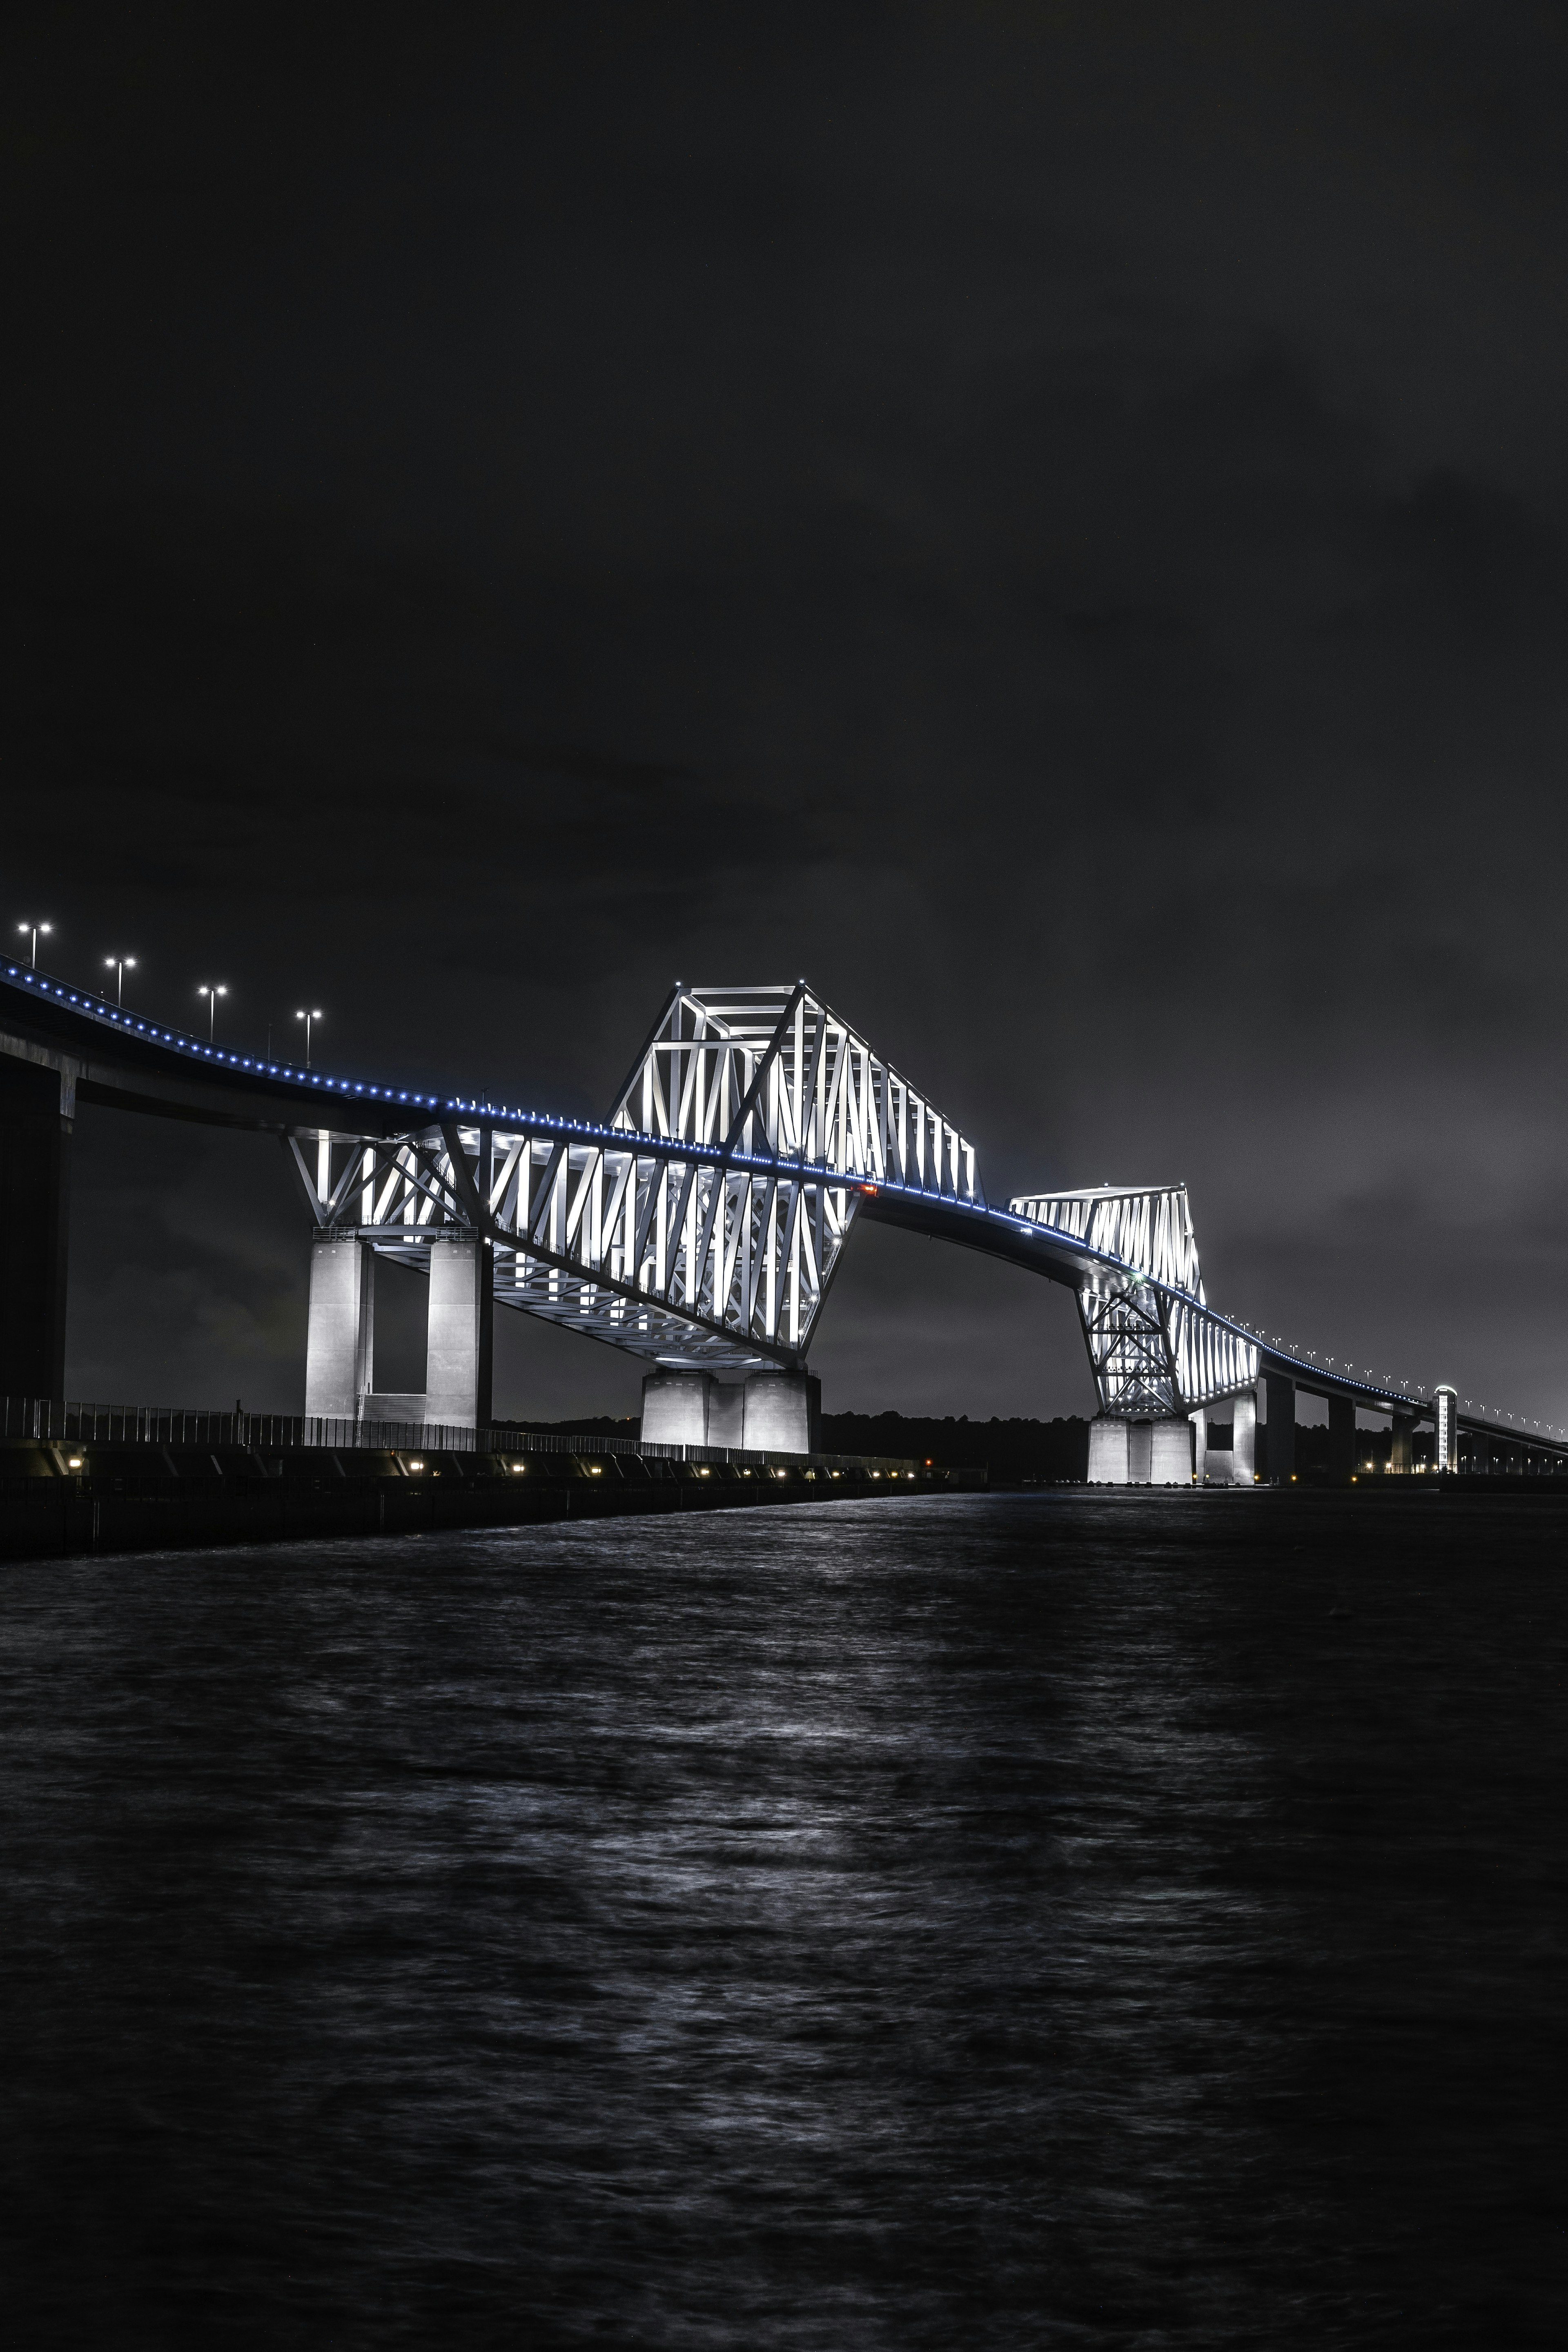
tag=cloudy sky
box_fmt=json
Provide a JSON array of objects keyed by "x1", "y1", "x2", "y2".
[{"x1": 6, "y1": 5, "x2": 1568, "y2": 1422}]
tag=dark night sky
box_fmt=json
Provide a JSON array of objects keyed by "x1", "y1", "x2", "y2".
[{"x1": 5, "y1": 6, "x2": 1568, "y2": 1425}]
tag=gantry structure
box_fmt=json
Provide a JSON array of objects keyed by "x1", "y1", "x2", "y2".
[{"x1": 1, "y1": 959, "x2": 1558, "y2": 1476}]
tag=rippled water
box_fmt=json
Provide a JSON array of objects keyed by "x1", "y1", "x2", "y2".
[{"x1": 0, "y1": 1492, "x2": 1563, "y2": 2347}]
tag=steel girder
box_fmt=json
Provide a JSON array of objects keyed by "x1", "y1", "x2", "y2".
[
  {"x1": 287, "y1": 980, "x2": 982, "y2": 1374},
  {"x1": 1008, "y1": 1183, "x2": 1260, "y2": 1415}
]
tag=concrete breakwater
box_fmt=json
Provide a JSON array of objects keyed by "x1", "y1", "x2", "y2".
[{"x1": 0, "y1": 1433, "x2": 984, "y2": 1563}]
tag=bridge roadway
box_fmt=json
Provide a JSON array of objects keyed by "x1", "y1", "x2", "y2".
[{"x1": 2, "y1": 958, "x2": 1559, "y2": 1477}]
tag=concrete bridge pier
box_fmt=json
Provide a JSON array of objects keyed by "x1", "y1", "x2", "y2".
[
  {"x1": 1264, "y1": 1372, "x2": 1296, "y2": 1483},
  {"x1": 0, "y1": 1056, "x2": 73, "y2": 1406},
  {"x1": 640, "y1": 1368, "x2": 820, "y2": 1455},
  {"x1": 1232, "y1": 1389, "x2": 1257, "y2": 1484},
  {"x1": 1328, "y1": 1396, "x2": 1356, "y2": 1485},
  {"x1": 305, "y1": 1234, "x2": 493, "y2": 1429},
  {"x1": 1089, "y1": 1416, "x2": 1193, "y2": 1484},
  {"x1": 424, "y1": 1237, "x2": 494, "y2": 1428},
  {"x1": 1390, "y1": 1409, "x2": 1415, "y2": 1474},
  {"x1": 304, "y1": 1238, "x2": 374, "y2": 1420}
]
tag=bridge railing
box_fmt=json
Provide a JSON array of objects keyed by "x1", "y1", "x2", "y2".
[{"x1": 0, "y1": 1397, "x2": 917, "y2": 1474}]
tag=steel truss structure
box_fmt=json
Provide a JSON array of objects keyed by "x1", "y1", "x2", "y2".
[
  {"x1": 1008, "y1": 1184, "x2": 1259, "y2": 1416},
  {"x1": 287, "y1": 981, "x2": 981, "y2": 1374}
]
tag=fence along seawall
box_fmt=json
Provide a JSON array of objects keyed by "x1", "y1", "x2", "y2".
[{"x1": 0, "y1": 1396, "x2": 982, "y2": 1562}]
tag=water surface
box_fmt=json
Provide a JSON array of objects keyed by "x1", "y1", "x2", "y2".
[{"x1": 1, "y1": 1492, "x2": 1562, "y2": 2346}]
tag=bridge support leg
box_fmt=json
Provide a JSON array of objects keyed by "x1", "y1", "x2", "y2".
[
  {"x1": 739, "y1": 1371, "x2": 820, "y2": 1454},
  {"x1": 1149, "y1": 1421, "x2": 1192, "y2": 1484},
  {"x1": 0, "y1": 1057, "x2": 72, "y2": 1406},
  {"x1": 1265, "y1": 1373, "x2": 1296, "y2": 1484},
  {"x1": 640, "y1": 1369, "x2": 820, "y2": 1454},
  {"x1": 425, "y1": 1237, "x2": 493, "y2": 1429},
  {"x1": 304, "y1": 1238, "x2": 373, "y2": 1421},
  {"x1": 1190, "y1": 1408, "x2": 1207, "y2": 1483},
  {"x1": 1232, "y1": 1390, "x2": 1256, "y2": 1486},
  {"x1": 641, "y1": 1372, "x2": 711, "y2": 1447},
  {"x1": 1328, "y1": 1397, "x2": 1356, "y2": 1486},
  {"x1": 1390, "y1": 1410, "x2": 1414, "y2": 1475},
  {"x1": 1087, "y1": 1417, "x2": 1129, "y2": 1483}
]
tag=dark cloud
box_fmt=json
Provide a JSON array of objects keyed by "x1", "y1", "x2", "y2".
[{"x1": 6, "y1": 4, "x2": 1568, "y2": 1418}]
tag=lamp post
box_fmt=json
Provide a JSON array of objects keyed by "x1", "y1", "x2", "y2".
[
  {"x1": 197, "y1": 984, "x2": 228, "y2": 1041},
  {"x1": 104, "y1": 954, "x2": 136, "y2": 1006},
  {"x1": 16, "y1": 920, "x2": 52, "y2": 967},
  {"x1": 295, "y1": 1008, "x2": 323, "y2": 1067}
]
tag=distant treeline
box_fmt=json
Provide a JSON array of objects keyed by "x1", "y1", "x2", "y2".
[
  {"x1": 494, "y1": 1409, "x2": 1090, "y2": 1479},
  {"x1": 495, "y1": 1412, "x2": 1415, "y2": 1481},
  {"x1": 822, "y1": 1412, "x2": 1089, "y2": 1481}
]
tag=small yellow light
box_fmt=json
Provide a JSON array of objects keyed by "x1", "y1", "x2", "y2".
[
  {"x1": 409, "y1": 1460, "x2": 424, "y2": 1471},
  {"x1": 67, "y1": 1456, "x2": 82, "y2": 1468},
  {"x1": 590, "y1": 1465, "x2": 602, "y2": 1475},
  {"x1": 699, "y1": 1467, "x2": 710, "y2": 1477}
]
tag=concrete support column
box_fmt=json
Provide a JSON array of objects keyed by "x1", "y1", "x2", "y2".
[
  {"x1": 1127, "y1": 1420, "x2": 1154, "y2": 1483},
  {"x1": 425, "y1": 1236, "x2": 493, "y2": 1429},
  {"x1": 1232, "y1": 1390, "x2": 1257, "y2": 1486},
  {"x1": 742, "y1": 1371, "x2": 820, "y2": 1456},
  {"x1": 0, "y1": 1056, "x2": 72, "y2": 1406},
  {"x1": 1190, "y1": 1408, "x2": 1207, "y2": 1484},
  {"x1": 1088, "y1": 1417, "x2": 1129, "y2": 1482},
  {"x1": 641, "y1": 1372, "x2": 711, "y2": 1447},
  {"x1": 304, "y1": 1238, "x2": 374, "y2": 1421},
  {"x1": 1149, "y1": 1420, "x2": 1193, "y2": 1484},
  {"x1": 1328, "y1": 1396, "x2": 1356, "y2": 1486},
  {"x1": 1390, "y1": 1411, "x2": 1414, "y2": 1475},
  {"x1": 1264, "y1": 1372, "x2": 1296, "y2": 1484},
  {"x1": 640, "y1": 1368, "x2": 820, "y2": 1454}
]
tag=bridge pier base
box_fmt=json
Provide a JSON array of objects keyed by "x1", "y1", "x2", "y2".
[
  {"x1": 304, "y1": 1238, "x2": 374, "y2": 1421},
  {"x1": 305, "y1": 1234, "x2": 493, "y2": 1430},
  {"x1": 425, "y1": 1237, "x2": 494, "y2": 1429},
  {"x1": 1149, "y1": 1421, "x2": 1193, "y2": 1484},
  {"x1": 0, "y1": 1056, "x2": 72, "y2": 1406},
  {"x1": 1088, "y1": 1416, "x2": 1191, "y2": 1484},
  {"x1": 1264, "y1": 1373, "x2": 1296, "y2": 1484},
  {"x1": 1328, "y1": 1396, "x2": 1356, "y2": 1485},
  {"x1": 1232, "y1": 1389, "x2": 1256, "y2": 1485},
  {"x1": 640, "y1": 1369, "x2": 820, "y2": 1455},
  {"x1": 1087, "y1": 1417, "x2": 1128, "y2": 1482},
  {"x1": 1390, "y1": 1410, "x2": 1414, "y2": 1474}
]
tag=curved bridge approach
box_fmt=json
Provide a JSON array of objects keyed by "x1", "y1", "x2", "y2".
[{"x1": 0, "y1": 963, "x2": 1555, "y2": 1480}]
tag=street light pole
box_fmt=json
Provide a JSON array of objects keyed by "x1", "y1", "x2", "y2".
[
  {"x1": 295, "y1": 1009, "x2": 323, "y2": 1067},
  {"x1": 104, "y1": 954, "x2": 136, "y2": 1006},
  {"x1": 16, "y1": 920, "x2": 52, "y2": 967},
  {"x1": 198, "y1": 984, "x2": 228, "y2": 1041}
]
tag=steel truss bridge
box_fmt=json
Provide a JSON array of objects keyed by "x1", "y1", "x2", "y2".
[{"x1": 2, "y1": 961, "x2": 1559, "y2": 1477}]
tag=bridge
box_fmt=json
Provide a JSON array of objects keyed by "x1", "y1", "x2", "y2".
[{"x1": 1, "y1": 962, "x2": 1559, "y2": 1482}]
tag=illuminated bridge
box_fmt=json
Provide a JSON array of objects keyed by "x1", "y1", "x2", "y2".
[{"x1": 1, "y1": 964, "x2": 1557, "y2": 1481}]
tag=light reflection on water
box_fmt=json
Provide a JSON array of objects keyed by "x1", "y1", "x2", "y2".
[{"x1": 0, "y1": 1492, "x2": 1561, "y2": 2348}]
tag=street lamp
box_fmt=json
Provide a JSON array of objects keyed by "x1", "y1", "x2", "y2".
[
  {"x1": 197, "y1": 983, "x2": 228, "y2": 1040},
  {"x1": 295, "y1": 1008, "x2": 323, "y2": 1067},
  {"x1": 104, "y1": 954, "x2": 137, "y2": 1006},
  {"x1": 16, "y1": 920, "x2": 52, "y2": 967}
]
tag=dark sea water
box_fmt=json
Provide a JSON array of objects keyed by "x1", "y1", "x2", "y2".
[{"x1": 1, "y1": 1492, "x2": 1564, "y2": 2349}]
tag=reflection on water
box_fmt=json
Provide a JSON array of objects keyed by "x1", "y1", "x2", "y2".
[{"x1": 0, "y1": 1493, "x2": 1561, "y2": 2347}]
